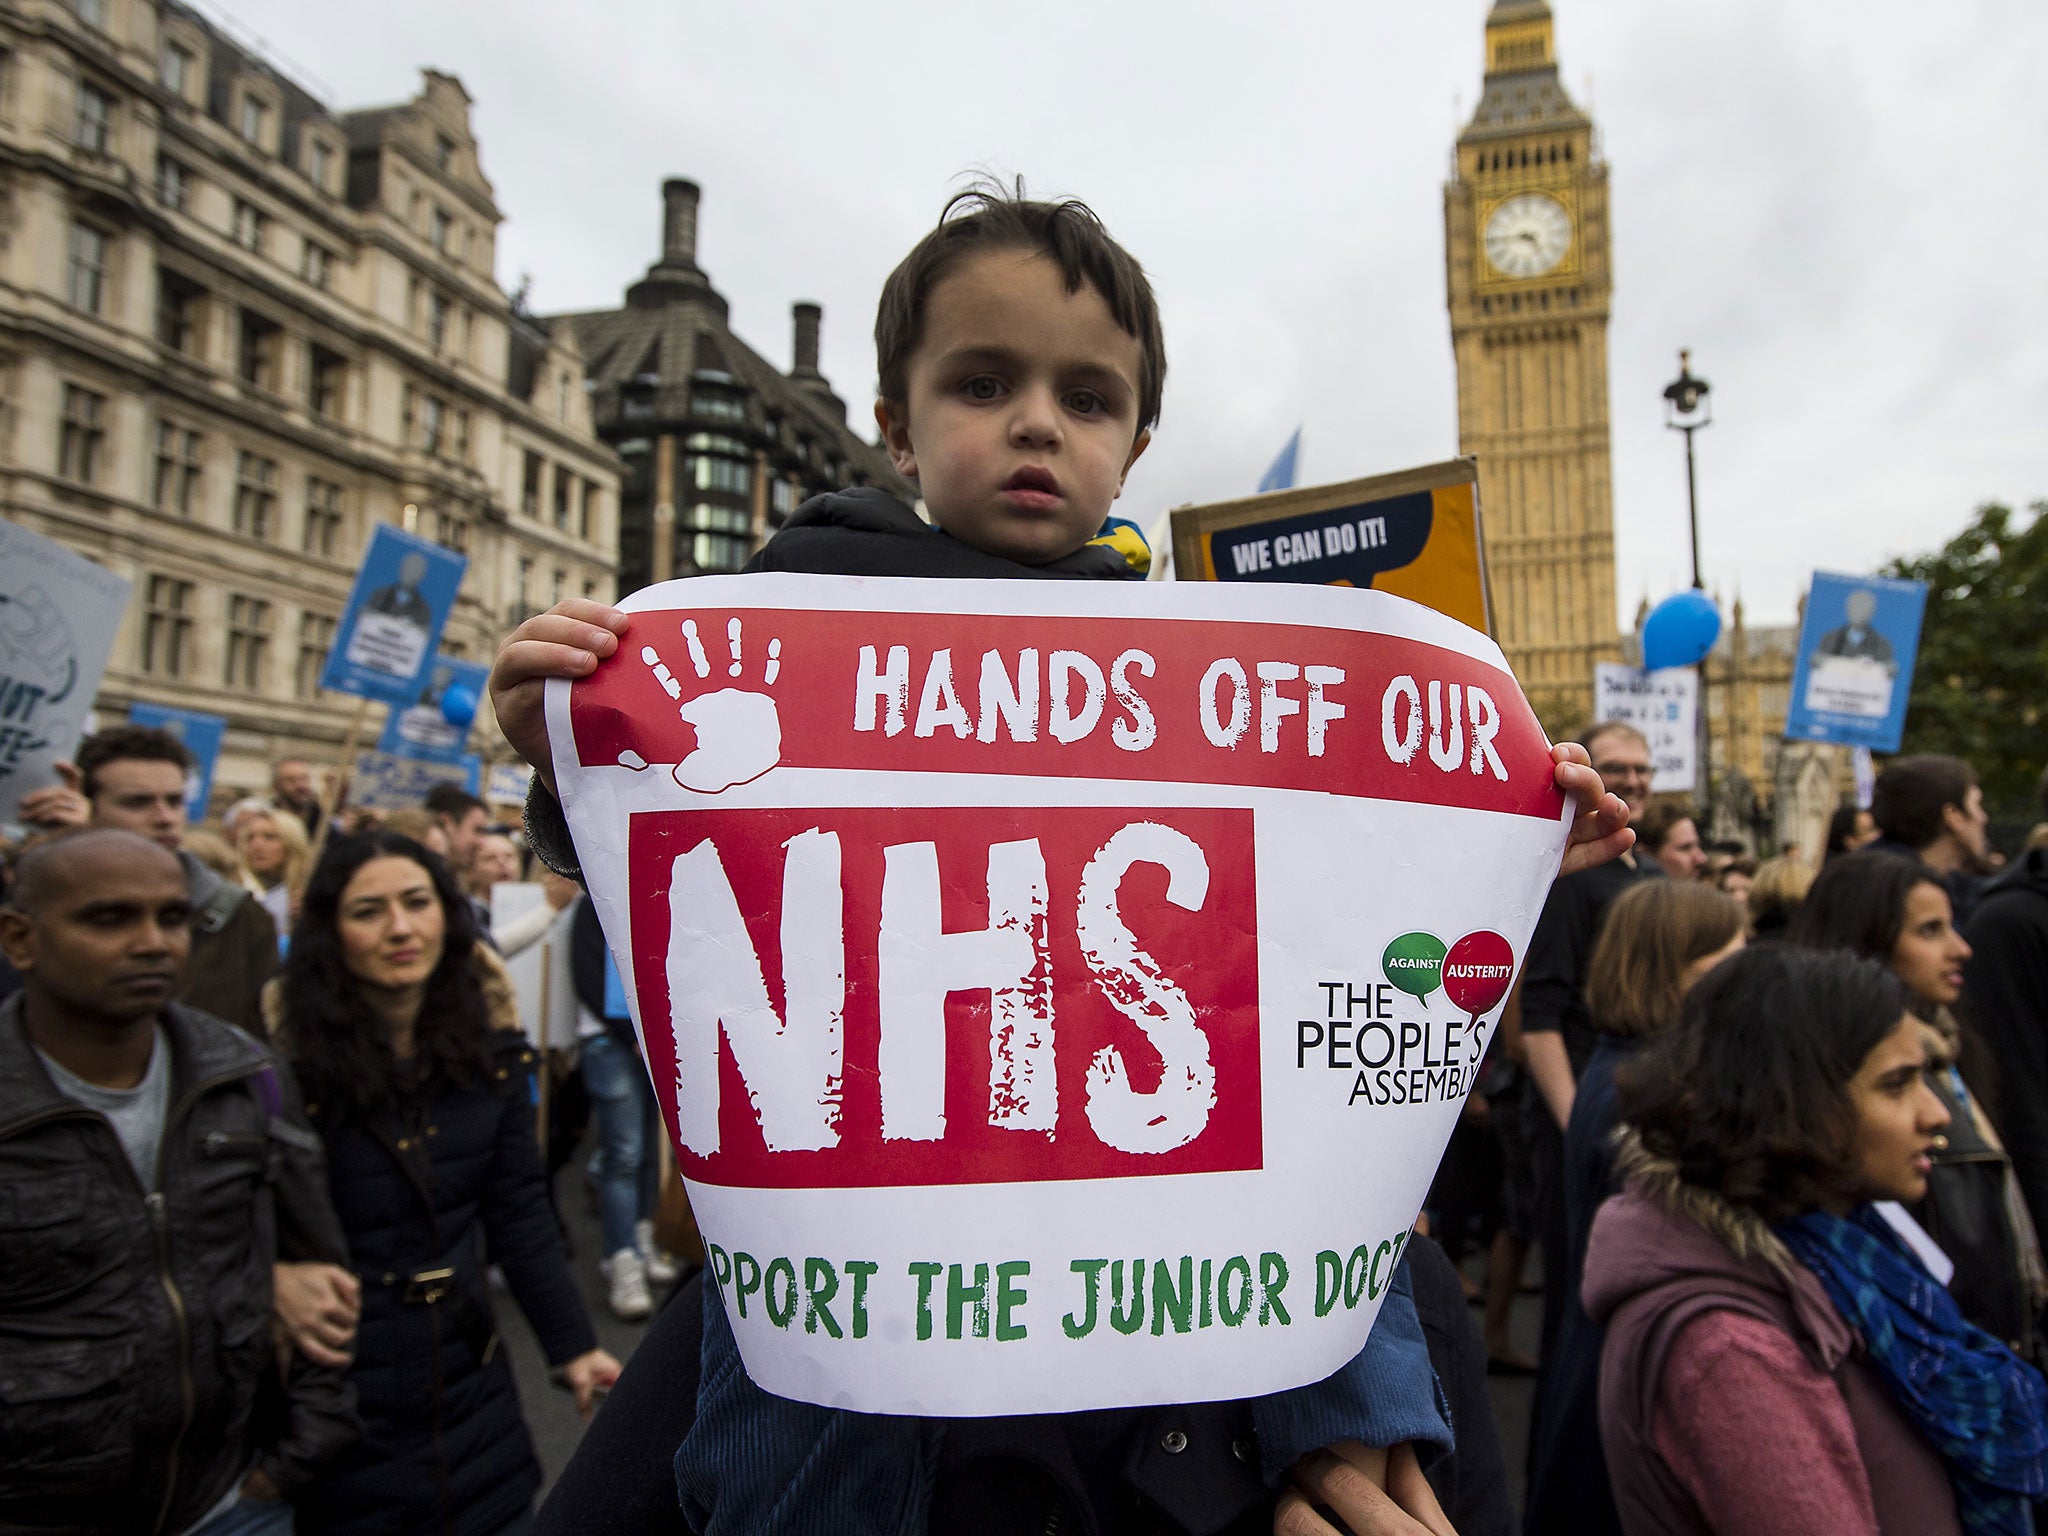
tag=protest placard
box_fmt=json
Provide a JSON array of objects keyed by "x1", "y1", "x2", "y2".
[
  {"x1": 490, "y1": 883, "x2": 565, "y2": 1043},
  {"x1": 0, "y1": 524, "x2": 132, "y2": 828},
  {"x1": 129, "y1": 703, "x2": 227, "y2": 821},
  {"x1": 1168, "y1": 458, "x2": 1492, "y2": 633},
  {"x1": 548, "y1": 574, "x2": 1567, "y2": 1416},
  {"x1": 320, "y1": 524, "x2": 466, "y2": 704},
  {"x1": 1593, "y1": 663, "x2": 1698, "y2": 793},
  {"x1": 349, "y1": 749, "x2": 481, "y2": 810},
  {"x1": 485, "y1": 762, "x2": 534, "y2": 807},
  {"x1": 377, "y1": 654, "x2": 491, "y2": 765},
  {"x1": 1783, "y1": 571, "x2": 1928, "y2": 752}
]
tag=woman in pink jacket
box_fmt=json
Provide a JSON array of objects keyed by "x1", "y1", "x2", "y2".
[{"x1": 1582, "y1": 945, "x2": 2048, "y2": 1536}]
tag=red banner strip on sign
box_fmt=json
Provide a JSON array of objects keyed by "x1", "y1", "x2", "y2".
[{"x1": 571, "y1": 608, "x2": 1563, "y2": 820}]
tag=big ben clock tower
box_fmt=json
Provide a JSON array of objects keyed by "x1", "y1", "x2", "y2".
[{"x1": 1446, "y1": 0, "x2": 1620, "y2": 731}]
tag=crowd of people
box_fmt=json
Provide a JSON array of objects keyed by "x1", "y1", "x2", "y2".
[
  {"x1": 1455, "y1": 725, "x2": 2048, "y2": 1536},
  {"x1": 0, "y1": 729, "x2": 680, "y2": 1534},
  {"x1": 1, "y1": 187, "x2": 2044, "y2": 1536}
]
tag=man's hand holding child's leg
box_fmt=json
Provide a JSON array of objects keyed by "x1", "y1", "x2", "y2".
[
  {"x1": 1277, "y1": 1441, "x2": 1457, "y2": 1536},
  {"x1": 489, "y1": 598, "x2": 628, "y2": 795}
]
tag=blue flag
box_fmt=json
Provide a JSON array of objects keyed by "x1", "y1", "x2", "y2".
[{"x1": 1257, "y1": 428, "x2": 1301, "y2": 494}]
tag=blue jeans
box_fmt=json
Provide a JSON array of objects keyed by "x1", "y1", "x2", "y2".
[
  {"x1": 186, "y1": 1493, "x2": 294, "y2": 1536},
  {"x1": 582, "y1": 1031, "x2": 658, "y2": 1256}
]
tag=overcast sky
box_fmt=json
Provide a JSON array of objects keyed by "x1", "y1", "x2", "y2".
[{"x1": 205, "y1": 0, "x2": 2047, "y2": 628}]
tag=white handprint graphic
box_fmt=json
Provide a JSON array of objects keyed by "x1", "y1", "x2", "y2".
[{"x1": 638, "y1": 617, "x2": 783, "y2": 794}]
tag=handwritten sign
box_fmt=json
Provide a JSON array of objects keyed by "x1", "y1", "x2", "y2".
[
  {"x1": 548, "y1": 575, "x2": 1566, "y2": 1416},
  {"x1": 1594, "y1": 663, "x2": 1698, "y2": 794}
]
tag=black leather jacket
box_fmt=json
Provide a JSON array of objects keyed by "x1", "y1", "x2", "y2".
[
  {"x1": 0, "y1": 996, "x2": 356, "y2": 1534},
  {"x1": 1914, "y1": 1062, "x2": 2040, "y2": 1362}
]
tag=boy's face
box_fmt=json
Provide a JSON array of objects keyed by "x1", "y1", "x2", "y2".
[{"x1": 877, "y1": 248, "x2": 1150, "y2": 566}]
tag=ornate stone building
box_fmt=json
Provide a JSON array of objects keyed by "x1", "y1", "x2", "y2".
[
  {"x1": 1444, "y1": 0, "x2": 1621, "y2": 733},
  {"x1": 0, "y1": 0, "x2": 619, "y2": 802},
  {"x1": 552, "y1": 178, "x2": 910, "y2": 595}
]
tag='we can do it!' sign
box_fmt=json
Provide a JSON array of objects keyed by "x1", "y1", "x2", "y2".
[{"x1": 548, "y1": 573, "x2": 1568, "y2": 1416}]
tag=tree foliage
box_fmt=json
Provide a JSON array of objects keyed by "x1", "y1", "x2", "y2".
[{"x1": 1883, "y1": 500, "x2": 2046, "y2": 826}]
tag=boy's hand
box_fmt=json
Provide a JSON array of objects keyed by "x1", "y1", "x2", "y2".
[
  {"x1": 489, "y1": 600, "x2": 627, "y2": 795},
  {"x1": 1277, "y1": 1441, "x2": 1456, "y2": 1536},
  {"x1": 1551, "y1": 742, "x2": 1633, "y2": 879}
]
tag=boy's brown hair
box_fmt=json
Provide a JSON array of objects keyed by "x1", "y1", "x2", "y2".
[{"x1": 874, "y1": 186, "x2": 1167, "y2": 433}]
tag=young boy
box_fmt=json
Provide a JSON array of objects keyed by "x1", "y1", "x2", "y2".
[{"x1": 494, "y1": 191, "x2": 1626, "y2": 1536}]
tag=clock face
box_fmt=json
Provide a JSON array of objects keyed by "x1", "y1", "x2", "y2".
[{"x1": 1484, "y1": 193, "x2": 1572, "y2": 279}]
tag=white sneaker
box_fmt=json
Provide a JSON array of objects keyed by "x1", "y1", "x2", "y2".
[
  {"x1": 636, "y1": 1218, "x2": 680, "y2": 1285},
  {"x1": 601, "y1": 1247, "x2": 653, "y2": 1320}
]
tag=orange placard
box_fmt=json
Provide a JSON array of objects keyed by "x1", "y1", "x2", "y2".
[{"x1": 1169, "y1": 458, "x2": 1492, "y2": 635}]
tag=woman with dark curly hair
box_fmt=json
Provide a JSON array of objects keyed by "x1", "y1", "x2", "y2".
[
  {"x1": 1583, "y1": 945, "x2": 2047, "y2": 1535},
  {"x1": 1795, "y1": 850, "x2": 2046, "y2": 1362},
  {"x1": 269, "y1": 831, "x2": 618, "y2": 1536}
]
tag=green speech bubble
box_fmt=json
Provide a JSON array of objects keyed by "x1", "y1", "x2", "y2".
[{"x1": 1382, "y1": 931, "x2": 1448, "y2": 1002}]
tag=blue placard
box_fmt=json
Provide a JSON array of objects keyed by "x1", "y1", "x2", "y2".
[
  {"x1": 320, "y1": 524, "x2": 466, "y2": 704},
  {"x1": 127, "y1": 702, "x2": 227, "y2": 822},
  {"x1": 377, "y1": 655, "x2": 491, "y2": 765},
  {"x1": 1782, "y1": 571, "x2": 1929, "y2": 752},
  {"x1": 349, "y1": 749, "x2": 482, "y2": 811}
]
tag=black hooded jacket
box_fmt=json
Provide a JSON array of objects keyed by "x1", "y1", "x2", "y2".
[
  {"x1": 748, "y1": 485, "x2": 1144, "y2": 582},
  {"x1": 1964, "y1": 844, "x2": 2048, "y2": 1238}
]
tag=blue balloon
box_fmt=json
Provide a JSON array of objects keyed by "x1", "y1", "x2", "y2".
[
  {"x1": 1641, "y1": 589, "x2": 1722, "y2": 670},
  {"x1": 440, "y1": 682, "x2": 481, "y2": 728}
]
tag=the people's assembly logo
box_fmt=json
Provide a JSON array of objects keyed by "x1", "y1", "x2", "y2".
[{"x1": 1294, "y1": 928, "x2": 1515, "y2": 1108}]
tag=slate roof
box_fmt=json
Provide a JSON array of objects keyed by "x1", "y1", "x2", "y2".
[
  {"x1": 1466, "y1": 0, "x2": 1586, "y2": 140},
  {"x1": 547, "y1": 225, "x2": 905, "y2": 495},
  {"x1": 1464, "y1": 68, "x2": 1588, "y2": 137}
]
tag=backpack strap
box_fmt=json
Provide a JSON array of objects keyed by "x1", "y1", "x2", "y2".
[
  {"x1": 250, "y1": 1061, "x2": 322, "y2": 1155},
  {"x1": 195, "y1": 880, "x2": 247, "y2": 935}
]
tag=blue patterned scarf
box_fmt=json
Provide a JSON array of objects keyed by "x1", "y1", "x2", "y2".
[{"x1": 1779, "y1": 1205, "x2": 2048, "y2": 1535}]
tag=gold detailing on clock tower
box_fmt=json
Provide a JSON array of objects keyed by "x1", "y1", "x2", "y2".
[
  {"x1": 1446, "y1": 1, "x2": 1621, "y2": 734},
  {"x1": 1486, "y1": 11, "x2": 1554, "y2": 74}
]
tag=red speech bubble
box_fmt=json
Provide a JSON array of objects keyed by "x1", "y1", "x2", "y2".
[{"x1": 1442, "y1": 930, "x2": 1515, "y2": 1017}]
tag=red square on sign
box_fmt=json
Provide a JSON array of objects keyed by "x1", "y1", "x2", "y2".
[{"x1": 625, "y1": 805, "x2": 1261, "y2": 1188}]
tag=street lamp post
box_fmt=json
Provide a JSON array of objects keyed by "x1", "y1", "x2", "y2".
[{"x1": 1663, "y1": 350, "x2": 1714, "y2": 817}]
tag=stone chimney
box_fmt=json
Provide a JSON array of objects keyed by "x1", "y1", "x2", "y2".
[
  {"x1": 626, "y1": 176, "x2": 727, "y2": 317},
  {"x1": 786, "y1": 299, "x2": 844, "y2": 420},
  {"x1": 790, "y1": 302, "x2": 822, "y2": 378},
  {"x1": 661, "y1": 178, "x2": 701, "y2": 270}
]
